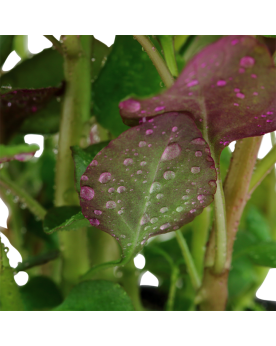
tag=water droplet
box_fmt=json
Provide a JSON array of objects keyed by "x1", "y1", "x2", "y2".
[
  {"x1": 154, "y1": 106, "x2": 165, "y2": 112},
  {"x1": 99, "y1": 172, "x2": 111, "y2": 183},
  {"x1": 80, "y1": 186, "x2": 94, "y2": 200},
  {"x1": 236, "y1": 92, "x2": 245, "y2": 99},
  {"x1": 90, "y1": 160, "x2": 98, "y2": 166},
  {"x1": 187, "y1": 80, "x2": 198, "y2": 87},
  {"x1": 150, "y1": 217, "x2": 158, "y2": 224},
  {"x1": 160, "y1": 223, "x2": 171, "y2": 230},
  {"x1": 190, "y1": 209, "x2": 196, "y2": 213},
  {"x1": 209, "y1": 180, "x2": 216, "y2": 187},
  {"x1": 94, "y1": 210, "x2": 102, "y2": 215},
  {"x1": 108, "y1": 187, "x2": 115, "y2": 193},
  {"x1": 160, "y1": 207, "x2": 168, "y2": 213},
  {"x1": 182, "y1": 195, "x2": 188, "y2": 200},
  {"x1": 163, "y1": 171, "x2": 175, "y2": 180},
  {"x1": 140, "y1": 214, "x2": 150, "y2": 225},
  {"x1": 176, "y1": 206, "x2": 184, "y2": 213},
  {"x1": 127, "y1": 243, "x2": 132, "y2": 246},
  {"x1": 195, "y1": 151, "x2": 202, "y2": 157},
  {"x1": 117, "y1": 186, "x2": 126, "y2": 193},
  {"x1": 197, "y1": 195, "x2": 205, "y2": 201},
  {"x1": 140, "y1": 161, "x2": 147, "y2": 166},
  {"x1": 161, "y1": 143, "x2": 181, "y2": 162},
  {"x1": 217, "y1": 80, "x2": 226, "y2": 86},
  {"x1": 118, "y1": 210, "x2": 124, "y2": 215},
  {"x1": 81, "y1": 175, "x2": 88, "y2": 181},
  {"x1": 190, "y1": 138, "x2": 205, "y2": 145},
  {"x1": 172, "y1": 126, "x2": 178, "y2": 132},
  {"x1": 124, "y1": 158, "x2": 133, "y2": 166},
  {"x1": 89, "y1": 218, "x2": 100, "y2": 226},
  {"x1": 156, "y1": 193, "x2": 164, "y2": 200},
  {"x1": 119, "y1": 99, "x2": 140, "y2": 112},
  {"x1": 106, "y1": 201, "x2": 116, "y2": 209},
  {"x1": 240, "y1": 56, "x2": 255, "y2": 68},
  {"x1": 139, "y1": 141, "x2": 147, "y2": 147},
  {"x1": 150, "y1": 182, "x2": 162, "y2": 193},
  {"x1": 146, "y1": 129, "x2": 153, "y2": 135},
  {"x1": 191, "y1": 167, "x2": 200, "y2": 174}
]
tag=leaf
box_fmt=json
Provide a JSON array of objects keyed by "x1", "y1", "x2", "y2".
[
  {"x1": 243, "y1": 242, "x2": 276, "y2": 267},
  {"x1": 43, "y1": 206, "x2": 91, "y2": 234},
  {"x1": 80, "y1": 112, "x2": 217, "y2": 262},
  {"x1": 20, "y1": 276, "x2": 63, "y2": 311},
  {"x1": 0, "y1": 86, "x2": 63, "y2": 142},
  {"x1": 71, "y1": 141, "x2": 110, "y2": 193},
  {"x1": 54, "y1": 280, "x2": 134, "y2": 311},
  {"x1": 0, "y1": 48, "x2": 64, "y2": 89},
  {"x1": 0, "y1": 143, "x2": 39, "y2": 163},
  {"x1": 0, "y1": 35, "x2": 14, "y2": 67},
  {"x1": 91, "y1": 37, "x2": 111, "y2": 81},
  {"x1": 119, "y1": 35, "x2": 276, "y2": 154},
  {"x1": 92, "y1": 35, "x2": 163, "y2": 137},
  {"x1": 262, "y1": 35, "x2": 276, "y2": 38}
]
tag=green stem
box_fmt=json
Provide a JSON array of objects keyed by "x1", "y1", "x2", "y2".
[
  {"x1": 55, "y1": 35, "x2": 91, "y2": 291},
  {"x1": 134, "y1": 35, "x2": 174, "y2": 88},
  {"x1": 44, "y1": 35, "x2": 63, "y2": 55},
  {"x1": 175, "y1": 230, "x2": 201, "y2": 290},
  {"x1": 249, "y1": 143, "x2": 276, "y2": 194},
  {"x1": 0, "y1": 171, "x2": 46, "y2": 220},
  {"x1": 158, "y1": 35, "x2": 178, "y2": 77},
  {"x1": 166, "y1": 265, "x2": 179, "y2": 311},
  {"x1": 0, "y1": 241, "x2": 24, "y2": 310},
  {"x1": 191, "y1": 206, "x2": 211, "y2": 279}
]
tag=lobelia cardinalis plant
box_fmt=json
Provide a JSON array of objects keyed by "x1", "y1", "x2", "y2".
[{"x1": 0, "y1": 34, "x2": 276, "y2": 311}]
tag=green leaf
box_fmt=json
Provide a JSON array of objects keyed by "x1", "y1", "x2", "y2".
[
  {"x1": 244, "y1": 242, "x2": 276, "y2": 267},
  {"x1": 43, "y1": 206, "x2": 91, "y2": 234},
  {"x1": 119, "y1": 35, "x2": 276, "y2": 155},
  {"x1": 262, "y1": 35, "x2": 276, "y2": 38},
  {"x1": 20, "y1": 276, "x2": 63, "y2": 311},
  {"x1": 0, "y1": 35, "x2": 14, "y2": 67},
  {"x1": 71, "y1": 141, "x2": 110, "y2": 193},
  {"x1": 0, "y1": 143, "x2": 39, "y2": 163},
  {"x1": 92, "y1": 35, "x2": 163, "y2": 137},
  {"x1": 0, "y1": 48, "x2": 64, "y2": 89},
  {"x1": 91, "y1": 37, "x2": 111, "y2": 81},
  {"x1": 54, "y1": 280, "x2": 134, "y2": 311},
  {"x1": 80, "y1": 112, "x2": 217, "y2": 262}
]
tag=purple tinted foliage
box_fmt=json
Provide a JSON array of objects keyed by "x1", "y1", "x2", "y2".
[{"x1": 119, "y1": 36, "x2": 276, "y2": 153}]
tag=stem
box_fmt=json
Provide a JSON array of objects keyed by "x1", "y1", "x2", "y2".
[
  {"x1": 55, "y1": 35, "x2": 91, "y2": 291},
  {"x1": 191, "y1": 206, "x2": 211, "y2": 279},
  {"x1": 158, "y1": 35, "x2": 178, "y2": 77},
  {"x1": 134, "y1": 35, "x2": 174, "y2": 88},
  {"x1": 44, "y1": 35, "x2": 63, "y2": 55},
  {"x1": 175, "y1": 230, "x2": 201, "y2": 290},
  {"x1": 166, "y1": 265, "x2": 179, "y2": 311},
  {"x1": 0, "y1": 171, "x2": 46, "y2": 220},
  {"x1": 0, "y1": 241, "x2": 24, "y2": 310},
  {"x1": 15, "y1": 250, "x2": 60, "y2": 273}
]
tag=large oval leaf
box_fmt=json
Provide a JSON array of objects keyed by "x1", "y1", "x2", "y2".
[
  {"x1": 119, "y1": 35, "x2": 276, "y2": 153},
  {"x1": 80, "y1": 112, "x2": 216, "y2": 261}
]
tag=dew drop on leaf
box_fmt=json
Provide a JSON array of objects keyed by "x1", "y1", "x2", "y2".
[
  {"x1": 106, "y1": 201, "x2": 116, "y2": 209},
  {"x1": 99, "y1": 172, "x2": 111, "y2": 183},
  {"x1": 150, "y1": 217, "x2": 158, "y2": 224},
  {"x1": 117, "y1": 186, "x2": 126, "y2": 193},
  {"x1": 190, "y1": 209, "x2": 196, "y2": 213},
  {"x1": 80, "y1": 186, "x2": 94, "y2": 200},
  {"x1": 160, "y1": 143, "x2": 181, "y2": 162},
  {"x1": 240, "y1": 56, "x2": 255, "y2": 68},
  {"x1": 156, "y1": 193, "x2": 164, "y2": 200},
  {"x1": 190, "y1": 138, "x2": 205, "y2": 145},
  {"x1": 90, "y1": 160, "x2": 98, "y2": 166},
  {"x1": 139, "y1": 141, "x2": 147, "y2": 147},
  {"x1": 124, "y1": 158, "x2": 133, "y2": 166},
  {"x1": 176, "y1": 206, "x2": 184, "y2": 212},
  {"x1": 163, "y1": 171, "x2": 176, "y2": 180},
  {"x1": 160, "y1": 223, "x2": 171, "y2": 230},
  {"x1": 146, "y1": 129, "x2": 153, "y2": 135},
  {"x1": 89, "y1": 218, "x2": 100, "y2": 226},
  {"x1": 172, "y1": 126, "x2": 178, "y2": 132},
  {"x1": 182, "y1": 195, "x2": 188, "y2": 200},
  {"x1": 81, "y1": 175, "x2": 89, "y2": 181},
  {"x1": 140, "y1": 161, "x2": 147, "y2": 166},
  {"x1": 150, "y1": 182, "x2": 162, "y2": 193},
  {"x1": 160, "y1": 207, "x2": 168, "y2": 213},
  {"x1": 195, "y1": 151, "x2": 202, "y2": 157},
  {"x1": 137, "y1": 170, "x2": 143, "y2": 174},
  {"x1": 191, "y1": 167, "x2": 200, "y2": 174},
  {"x1": 108, "y1": 187, "x2": 115, "y2": 193},
  {"x1": 94, "y1": 210, "x2": 102, "y2": 215}
]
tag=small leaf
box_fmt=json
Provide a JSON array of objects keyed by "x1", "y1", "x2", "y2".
[
  {"x1": 0, "y1": 143, "x2": 39, "y2": 163},
  {"x1": 54, "y1": 280, "x2": 134, "y2": 311},
  {"x1": 43, "y1": 206, "x2": 90, "y2": 234},
  {"x1": 120, "y1": 35, "x2": 276, "y2": 153},
  {"x1": 0, "y1": 35, "x2": 14, "y2": 67},
  {"x1": 92, "y1": 35, "x2": 163, "y2": 136},
  {"x1": 20, "y1": 276, "x2": 63, "y2": 311},
  {"x1": 80, "y1": 112, "x2": 216, "y2": 262},
  {"x1": 71, "y1": 141, "x2": 110, "y2": 193}
]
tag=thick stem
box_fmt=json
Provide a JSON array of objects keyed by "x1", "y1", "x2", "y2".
[
  {"x1": 158, "y1": 35, "x2": 178, "y2": 77},
  {"x1": 175, "y1": 230, "x2": 201, "y2": 290},
  {"x1": 55, "y1": 35, "x2": 91, "y2": 291},
  {"x1": 199, "y1": 137, "x2": 262, "y2": 310},
  {"x1": 166, "y1": 265, "x2": 179, "y2": 311},
  {"x1": 134, "y1": 35, "x2": 174, "y2": 88},
  {"x1": 44, "y1": 35, "x2": 63, "y2": 55}
]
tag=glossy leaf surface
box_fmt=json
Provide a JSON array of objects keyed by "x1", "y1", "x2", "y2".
[
  {"x1": 43, "y1": 206, "x2": 90, "y2": 234},
  {"x1": 92, "y1": 35, "x2": 163, "y2": 136},
  {"x1": 120, "y1": 35, "x2": 276, "y2": 153},
  {"x1": 0, "y1": 143, "x2": 39, "y2": 163},
  {"x1": 80, "y1": 112, "x2": 216, "y2": 261},
  {"x1": 54, "y1": 280, "x2": 134, "y2": 311},
  {"x1": 0, "y1": 35, "x2": 14, "y2": 67}
]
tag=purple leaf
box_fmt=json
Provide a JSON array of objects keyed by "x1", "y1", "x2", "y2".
[
  {"x1": 0, "y1": 143, "x2": 39, "y2": 163},
  {"x1": 119, "y1": 36, "x2": 276, "y2": 153},
  {"x1": 80, "y1": 112, "x2": 217, "y2": 260}
]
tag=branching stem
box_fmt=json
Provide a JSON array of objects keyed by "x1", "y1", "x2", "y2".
[{"x1": 44, "y1": 35, "x2": 63, "y2": 55}]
